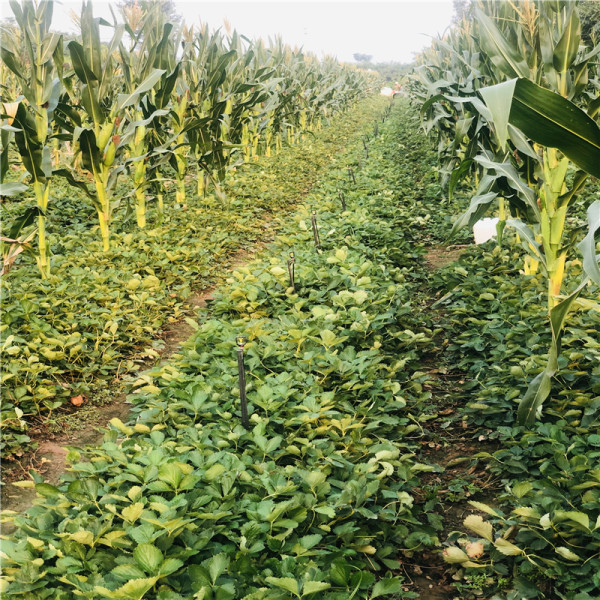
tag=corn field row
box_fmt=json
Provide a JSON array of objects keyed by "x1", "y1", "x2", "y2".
[
  {"x1": 410, "y1": 0, "x2": 600, "y2": 425},
  {"x1": 0, "y1": 0, "x2": 375, "y2": 277}
]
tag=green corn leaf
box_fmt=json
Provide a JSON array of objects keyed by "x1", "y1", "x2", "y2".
[
  {"x1": 68, "y1": 40, "x2": 99, "y2": 83},
  {"x1": 0, "y1": 46, "x2": 25, "y2": 80},
  {"x1": 450, "y1": 191, "x2": 497, "y2": 238},
  {"x1": 38, "y1": 32, "x2": 62, "y2": 66},
  {"x1": 578, "y1": 201, "x2": 600, "y2": 285},
  {"x1": 553, "y1": 9, "x2": 580, "y2": 76},
  {"x1": 0, "y1": 182, "x2": 28, "y2": 197},
  {"x1": 81, "y1": 0, "x2": 102, "y2": 79},
  {"x1": 479, "y1": 79, "x2": 516, "y2": 150},
  {"x1": 155, "y1": 65, "x2": 180, "y2": 110},
  {"x1": 78, "y1": 129, "x2": 102, "y2": 178},
  {"x1": 8, "y1": 206, "x2": 45, "y2": 239},
  {"x1": 507, "y1": 124, "x2": 539, "y2": 160},
  {"x1": 550, "y1": 279, "x2": 589, "y2": 347},
  {"x1": 80, "y1": 84, "x2": 104, "y2": 126},
  {"x1": 11, "y1": 103, "x2": 45, "y2": 184},
  {"x1": 506, "y1": 219, "x2": 545, "y2": 267},
  {"x1": 509, "y1": 78, "x2": 600, "y2": 178},
  {"x1": 589, "y1": 96, "x2": 600, "y2": 119},
  {"x1": 517, "y1": 369, "x2": 553, "y2": 426},
  {"x1": 474, "y1": 156, "x2": 537, "y2": 214},
  {"x1": 116, "y1": 68, "x2": 166, "y2": 111},
  {"x1": 448, "y1": 158, "x2": 473, "y2": 201},
  {"x1": 52, "y1": 168, "x2": 99, "y2": 208},
  {"x1": 100, "y1": 24, "x2": 125, "y2": 93},
  {"x1": 475, "y1": 9, "x2": 530, "y2": 79}
]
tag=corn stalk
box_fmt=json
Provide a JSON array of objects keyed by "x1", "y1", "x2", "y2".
[
  {"x1": 1, "y1": 0, "x2": 62, "y2": 277},
  {"x1": 413, "y1": 0, "x2": 600, "y2": 424}
]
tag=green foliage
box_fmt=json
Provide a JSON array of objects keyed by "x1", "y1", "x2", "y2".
[
  {"x1": 2, "y1": 98, "x2": 438, "y2": 599},
  {"x1": 1, "y1": 0, "x2": 376, "y2": 261},
  {"x1": 412, "y1": 0, "x2": 600, "y2": 423},
  {"x1": 432, "y1": 233, "x2": 600, "y2": 599},
  {"x1": 0, "y1": 98, "x2": 387, "y2": 459}
]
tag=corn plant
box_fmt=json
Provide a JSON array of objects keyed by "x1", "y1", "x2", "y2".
[
  {"x1": 1, "y1": 0, "x2": 63, "y2": 277},
  {"x1": 63, "y1": 1, "x2": 170, "y2": 248},
  {"x1": 116, "y1": 0, "x2": 177, "y2": 227},
  {"x1": 413, "y1": 0, "x2": 600, "y2": 424}
]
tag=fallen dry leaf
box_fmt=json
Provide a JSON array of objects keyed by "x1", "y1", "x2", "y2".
[{"x1": 70, "y1": 395, "x2": 84, "y2": 407}]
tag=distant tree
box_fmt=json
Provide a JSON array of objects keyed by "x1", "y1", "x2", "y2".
[
  {"x1": 353, "y1": 53, "x2": 373, "y2": 62},
  {"x1": 452, "y1": 0, "x2": 473, "y2": 23},
  {"x1": 579, "y1": 0, "x2": 600, "y2": 46}
]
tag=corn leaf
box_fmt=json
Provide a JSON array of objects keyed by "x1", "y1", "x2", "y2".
[
  {"x1": 510, "y1": 79, "x2": 600, "y2": 178},
  {"x1": 578, "y1": 201, "x2": 600, "y2": 285}
]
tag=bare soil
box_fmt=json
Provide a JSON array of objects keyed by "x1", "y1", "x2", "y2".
[
  {"x1": 400, "y1": 244, "x2": 501, "y2": 599},
  {"x1": 425, "y1": 244, "x2": 469, "y2": 270}
]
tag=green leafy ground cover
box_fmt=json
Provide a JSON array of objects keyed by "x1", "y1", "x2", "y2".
[
  {"x1": 1, "y1": 99, "x2": 599, "y2": 600},
  {"x1": 432, "y1": 246, "x2": 600, "y2": 600},
  {"x1": 0, "y1": 96, "x2": 387, "y2": 459},
  {"x1": 1, "y1": 98, "x2": 448, "y2": 599}
]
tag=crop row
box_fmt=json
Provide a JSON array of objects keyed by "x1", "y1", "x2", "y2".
[
  {"x1": 411, "y1": 0, "x2": 600, "y2": 425},
  {"x1": 1, "y1": 0, "x2": 375, "y2": 276},
  {"x1": 1, "y1": 99, "x2": 444, "y2": 599},
  {"x1": 0, "y1": 96, "x2": 389, "y2": 459}
]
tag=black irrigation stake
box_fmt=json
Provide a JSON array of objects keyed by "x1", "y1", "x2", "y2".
[
  {"x1": 311, "y1": 210, "x2": 321, "y2": 249},
  {"x1": 347, "y1": 167, "x2": 356, "y2": 186},
  {"x1": 235, "y1": 336, "x2": 250, "y2": 429},
  {"x1": 373, "y1": 123, "x2": 379, "y2": 137},
  {"x1": 287, "y1": 251, "x2": 296, "y2": 292},
  {"x1": 362, "y1": 138, "x2": 369, "y2": 159},
  {"x1": 338, "y1": 190, "x2": 346, "y2": 211}
]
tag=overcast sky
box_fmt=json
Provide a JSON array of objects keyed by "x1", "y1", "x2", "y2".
[{"x1": 0, "y1": 1, "x2": 454, "y2": 64}]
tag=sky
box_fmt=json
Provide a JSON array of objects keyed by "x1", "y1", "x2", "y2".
[{"x1": 0, "y1": 1, "x2": 455, "y2": 64}]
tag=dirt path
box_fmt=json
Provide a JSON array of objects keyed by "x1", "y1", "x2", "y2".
[{"x1": 402, "y1": 244, "x2": 502, "y2": 599}]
